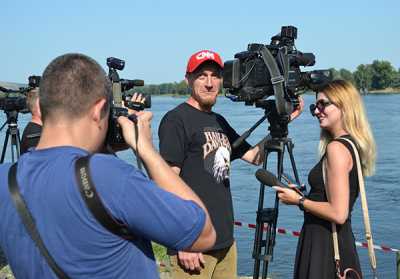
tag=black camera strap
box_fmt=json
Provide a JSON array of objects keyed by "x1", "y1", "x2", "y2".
[
  {"x1": 75, "y1": 155, "x2": 135, "y2": 241},
  {"x1": 8, "y1": 163, "x2": 70, "y2": 279},
  {"x1": 259, "y1": 46, "x2": 288, "y2": 115}
]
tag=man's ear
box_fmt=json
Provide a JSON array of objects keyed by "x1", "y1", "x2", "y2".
[{"x1": 92, "y1": 98, "x2": 108, "y2": 123}]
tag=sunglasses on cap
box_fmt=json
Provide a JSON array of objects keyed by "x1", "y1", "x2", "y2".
[{"x1": 309, "y1": 99, "x2": 333, "y2": 116}]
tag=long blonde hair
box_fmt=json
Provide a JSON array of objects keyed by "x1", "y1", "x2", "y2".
[{"x1": 318, "y1": 80, "x2": 376, "y2": 176}]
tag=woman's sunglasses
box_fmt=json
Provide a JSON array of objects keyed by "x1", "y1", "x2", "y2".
[{"x1": 309, "y1": 100, "x2": 333, "y2": 116}]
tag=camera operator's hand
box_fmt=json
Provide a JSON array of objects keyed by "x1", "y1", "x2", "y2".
[
  {"x1": 107, "y1": 93, "x2": 148, "y2": 153},
  {"x1": 177, "y1": 251, "x2": 205, "y2": 272},
  {"x1": 273, "y1": 185, "x2": 302, "y2": 205},
  {"x1": 128, "y1": 92, "x2": 145, "y2": 107},
  {"x1": 117, "y1": 110, "x2": 154, "y2": 153},
  {"x1": 289, "y1": 96, "x2": 304, "y2": 122}
]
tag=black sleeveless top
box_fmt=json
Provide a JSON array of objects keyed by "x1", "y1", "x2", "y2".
[{"x1": 294, "y1": 135, "x2": 362, "y2": 279}]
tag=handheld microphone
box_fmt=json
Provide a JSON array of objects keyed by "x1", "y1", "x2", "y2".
[
  {"x1": 255, "y1": 169, "x2": 304, "y2": 196},
  {"x1": 255, "y1": 169, "x2": 286, "y2": 188}
]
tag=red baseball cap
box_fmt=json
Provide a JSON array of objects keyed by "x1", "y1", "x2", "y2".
[{"x1": 186, "y1": 50, "x2": 223, "y2": 73}]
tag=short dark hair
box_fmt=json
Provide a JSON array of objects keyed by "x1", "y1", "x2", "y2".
[{"x1": 39, "y1": 53, "x2": 111, "y2": 121}]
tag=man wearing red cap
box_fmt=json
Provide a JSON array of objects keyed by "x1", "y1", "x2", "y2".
[{"x1": 158, "y1": 50, "x2": 266, "y2": 278}]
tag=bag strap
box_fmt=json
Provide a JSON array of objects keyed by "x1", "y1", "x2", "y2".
[
  {"x1": 8, "y1": 163, "x2": 70, "y2": 279},
  {"x1": 322, "y1": 159, "x2": 343, "y2": 277},
  {"x1": 323, "y1": 137, "x2": 377, "y2": 278},
  {"x1": 338, "y1": 137, "x2": 378, "y2": 277},
  {"x1": 75, "y1": 155, "x2": 135, "y2": 241}
]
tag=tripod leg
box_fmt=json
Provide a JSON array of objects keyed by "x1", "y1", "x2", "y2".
[
  {"x1": 252, "y1": 149, "x2": 272, "y2": 279},
  {"x1": 253, "y1": 142, "x2": 285, "y2": 279},
  {"x1": 0, "y1": 131, "x2": 10, "y2": 164},
  {"x1": 286, "y1": 141, "x2": 302, "y2": 186},
  {"x1": 261, "y1": 148, "x2": 284, "y2": 279},
  {"x1": 15, "y1": 128, "x2": 21, "y2": 159}
]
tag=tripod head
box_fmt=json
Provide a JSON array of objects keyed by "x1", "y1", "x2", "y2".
[{"x1": 255, "y1": 99, "x2": 290, "y2": 139}]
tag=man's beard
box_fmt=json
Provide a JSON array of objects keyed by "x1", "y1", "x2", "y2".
[{"x1": 200, "y1": 99, "x2": 216, "y2": 111}]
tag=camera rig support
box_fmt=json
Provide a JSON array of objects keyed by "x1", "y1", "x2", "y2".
[
  {"x1": 228, "y1": 45, "x2": 305, "y2": 278},
  {"x1": 252, "y1": 101, "x2": 302, "y2": 279},
  {"x1": 0, "y1": 110, "x2": 22, "y2": 163},
  {"x1": 0, "y1": 84, "x2": 34, "y2": 163}
]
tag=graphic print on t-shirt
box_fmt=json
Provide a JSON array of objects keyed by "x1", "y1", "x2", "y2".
[{"x1": 203, "y1": 127, "x2": 232, "y2": 183}]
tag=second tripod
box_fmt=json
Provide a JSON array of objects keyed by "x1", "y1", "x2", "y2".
[{"x1": 0, "y1": 110, "x2": 22, "y2": 163}]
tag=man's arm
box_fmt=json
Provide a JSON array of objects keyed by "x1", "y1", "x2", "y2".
[
  {"x1": 168, "y1": 166, "x2": 207, "y2": 272},
  {"x1": 118, "y1": 112, "x2": 216, "y2": 251},
  {"x1": 240, "y1": 137, "x2": 266, "y2": 166}
]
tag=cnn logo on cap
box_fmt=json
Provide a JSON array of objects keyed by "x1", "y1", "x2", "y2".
[{"x1": 196, "y1": 51, "x2": 215, "y2": 60}]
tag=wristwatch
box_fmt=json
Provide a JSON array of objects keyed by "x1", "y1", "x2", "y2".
[{"x1": 298, "y1": 196, "x2": 306, "y2": 211}]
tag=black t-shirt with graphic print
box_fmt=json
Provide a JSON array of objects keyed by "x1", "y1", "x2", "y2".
[{"x1": 158, "y1": 102, "x2": 251, "y2": 250}]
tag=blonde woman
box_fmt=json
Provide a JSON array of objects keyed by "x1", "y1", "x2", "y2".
[{"x1": 274, "y1": 80, "x2": 376, "y2": 278}]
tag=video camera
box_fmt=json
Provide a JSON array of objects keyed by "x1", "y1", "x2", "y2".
[
  {"x1": 223, "y1": 26, "x2": 331, "y2": 116},
  {"x1": 106, "y1": 57, "x2": 149, "y2": 145},
  {"x1": 0, "y1": 75, "x2": 41, "y2": 113}
]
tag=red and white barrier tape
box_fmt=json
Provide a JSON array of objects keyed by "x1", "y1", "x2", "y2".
[{"x1": 234, "y1": 220, "x2": 399, "y2": 253}]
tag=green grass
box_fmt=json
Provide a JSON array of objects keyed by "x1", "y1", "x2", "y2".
[
  {"x1": 152, "y1": 242, "x2": 168, "y2": 262},
  {"x1": 0, "y1": 265, "x2": 14, "y2": 279}
]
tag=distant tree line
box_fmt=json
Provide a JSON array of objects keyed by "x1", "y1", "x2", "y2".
[
  {"x1": 136, "y1": 81, "x2": 189, "y2": 96},
  {"x1": 135, "y1": 60, "x2": 400, "y2": 95},
  {"x1": 330, "y1": 60, "x2": 400, "y2": 92}
]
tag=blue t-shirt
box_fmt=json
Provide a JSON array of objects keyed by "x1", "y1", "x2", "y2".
[{"x1": 0, "y1": 146, "x2": 206, "y2": 278}]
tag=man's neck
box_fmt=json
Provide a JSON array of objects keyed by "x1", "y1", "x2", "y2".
[
  {"x1": 186, "y1": 98, "x2": 212, "y2": 113},
  {"x1": 36, "y1": 120, "x2": 99, "y2": 153},
  {"x1": 30, "y1": 115, "x2": 42, "y2": 126}
]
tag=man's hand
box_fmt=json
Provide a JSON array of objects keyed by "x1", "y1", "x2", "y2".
[
  {"x1": 124, "y1": 92, "x2": 146, "y2": 113},
  {"x1": 289, "y1": 96, "x2": 304, "y2": 122},
  {"x1": 177, "y1": 251, "x2": 206, "y2": 272},
  {"x1": 117, "y1": 110, "x2": 154, "y2": 153}
]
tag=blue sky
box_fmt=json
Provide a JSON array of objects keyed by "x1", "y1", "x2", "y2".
[{"x1": 1, "y1": 0, "x2": 399, "y2": 84}]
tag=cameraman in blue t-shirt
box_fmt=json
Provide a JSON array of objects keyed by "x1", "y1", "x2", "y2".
[{"x1": 0, "y1": 53, "x2": 215, "y2": 279}]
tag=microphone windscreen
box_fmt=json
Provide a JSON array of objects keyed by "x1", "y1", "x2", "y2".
[{"x1": 255, "y1": 169, "x2": 285, "y2": 187}]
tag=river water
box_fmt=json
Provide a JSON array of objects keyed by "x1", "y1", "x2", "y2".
[{"x1": 1, "y1": 94, "x2": 398, "y2": 278}]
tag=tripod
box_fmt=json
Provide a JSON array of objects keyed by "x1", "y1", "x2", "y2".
[
  {"x1": 252, "y1": 135, "x2": 301, "y2": 279},
  {"x1": 233, "y1": 100, "x2": 303, "y2": 279},
  {"x1": 0, "y1": 110, "x2": 22, "y2": 163}
]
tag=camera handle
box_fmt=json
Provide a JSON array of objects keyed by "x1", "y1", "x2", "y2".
[
  {"x1": 252, "y1": 136, "x2": 301, "y2": 279},
  {"x1": 0, "y1": 110, "x2": 21, "y2": 164},
  {"x1": 259, "y1": 46, "x2": 290, "y2": 116}
]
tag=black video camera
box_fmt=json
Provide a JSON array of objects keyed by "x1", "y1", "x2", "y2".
[
  {"x1": 0, "y1": 75, "x2": 41, "y2": 113},
  {"x1": 106, "y1": 57, "x2": 148, "y2": 145},
  {"x1": 223, "y1": 26, "x2": 331, "y2": 115}
]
